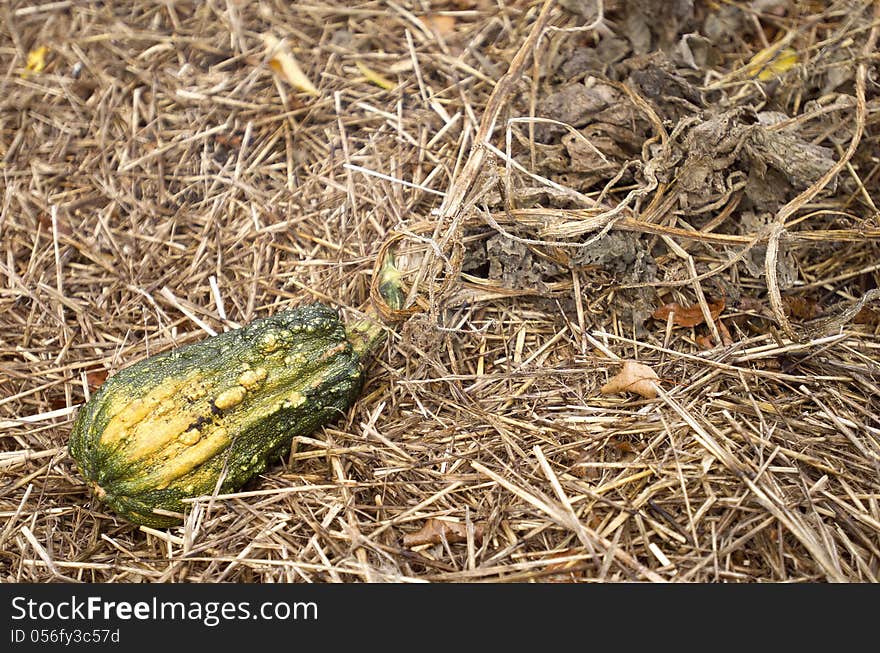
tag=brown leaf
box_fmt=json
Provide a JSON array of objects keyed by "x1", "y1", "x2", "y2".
[
  {"x1": 48, "y1": 396, "x2": 68, "y2": 411},
  {"x1": 653, "y1": 298, "x2": 725, "y2": 327},
  {"x1": 853, "y1": 306, "x2": 880, "y2": 326},
  {"x1": 600, "y1": 360, "x2": 659, "y2": 399},
  {"x1": 717, "y1": 318, "x2": 734, "y2": 346},
  {"x1": 37, "y1": 213, "x2": 73, "y2": 237},
  {"x1": 86, "y1": 368, "x2": 108, "y2": 390},
  {"x1": 783, "y1": 296, "x2": 820, "y2": 320},
  {"x1": 610, "y1": 437, "x2": 635, "y2": 453},
  {"x1": 544, "y1": 548, "x2": 588, "y2": 582},
  {"x1": 696, "y1": 318, "x2": 735, "y2": 349},
  {"x1": 737, "y1": 296, "x2": 767, "y2": 314},
  {"x1": 402, "y1": 518, "x2": 483, "y2": 548},
  {"x1": 215, "y1": 134, "x2": 242, "y2": 148},
  {"x1": 419, "y1": 15, "x2": 457, "y2": 36}
]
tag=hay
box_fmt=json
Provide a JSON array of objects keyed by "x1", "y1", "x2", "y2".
[{"x1": 1, "y1": 0, "x2": 879, "y2": 582}]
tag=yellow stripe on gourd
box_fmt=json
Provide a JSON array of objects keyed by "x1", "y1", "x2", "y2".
[
  {"x1": 121, "y1": 427, "x2": 231, "y2": 492},
  {"x1": 100, "y1": 375, "x2": 196, "y2": 446},
  {"x1": 125, "y1": 412, "x2": 199, "y2": 460}
]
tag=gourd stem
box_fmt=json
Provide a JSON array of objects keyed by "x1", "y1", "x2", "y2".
[{"x1": 347, "y1": 253, "x2": 404, "y2": 359}]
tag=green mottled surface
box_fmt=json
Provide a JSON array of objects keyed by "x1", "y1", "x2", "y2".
[{"x1": 69, "y1": 303, "x2": 366, "y2": 527}]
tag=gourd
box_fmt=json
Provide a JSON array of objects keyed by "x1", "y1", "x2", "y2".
[{"x1": 69, "y1": 258, "x2": 403, "y2": 527}]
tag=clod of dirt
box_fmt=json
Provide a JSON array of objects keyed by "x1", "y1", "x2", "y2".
[
  {"x1": 510, "y1": 134, "x2": 571, "y2": 173},
  {"x1": 655, "y1": 108, "x2": 838, "y2": 211},
  {"x1": 559, "y1": 38, "x2": 631, "y2": 80},
  {"x1": 744, "y1": 167, "x2": 790, "y2": 213},
  {"x1": 533, "y1": 82, "x2": 622, "y2": 142},
  {"x1": 614, "y1": 287, "x2": 659, "y2": 334},
  {"x1": 627, "y1": 55, "x2": 703, "y2": 110},
  {"x1": 623, "y1": 0, "x2": 695, "y2": 54},
  {"x1": 540, "y1": 83, "x2": 615, "y2": 125},
  {"x1": 486, "y1": 235, "x2": 561, "y2": 289},
  {"x1": 569, "y1": 232, "x2": 658, "y2": 333},
  {"x1": 527, "y1": 79, "x2": 647, "y2": 189},
  {"x1": 561, "y1": 131, "x2": 617, "y2": 172},
  {"x1": 745, "y1": 112, "x2": 837, "y2": 191},
  {"x1": 557, "y1": 0, "x2": 619, "y2": 20},
  {"x1": 799, "y1": 96, "x2": 857, "y2": 145},
  {"x1": 663, "y1": 112, "x2": 741, "y2": 202},
  {"x1": 569, "y1": 231, "x2": 656, "y2": 284},
  {"x1": 461, "y1": 234, "x2": 489, "y2": 273},
  {"x1": 703, "y1": 4, "x2": 747, "y2": 46}
]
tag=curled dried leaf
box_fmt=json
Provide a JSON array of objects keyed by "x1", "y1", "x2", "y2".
[
  {"x1": 717, "y1": 318, "x2": 734, "y2": 346},
  {"x1": 263, "y1": 34, "x2": 318, "y2": 96},
  {"x1": 600, "y1": 360, "x2": 659, "y2": 399},
  {"x1": 697, "y1": 318, "x2": 734, "y2": 349},
  {"x1": 652, "y1": 298, "x2": 725, "y2": 327},
  {"x1": 402, "y1": 518, "x2": 484, "y2": 548},
  {"x1": 86, "y1": 368, "x2": 108, "y2": 390}
]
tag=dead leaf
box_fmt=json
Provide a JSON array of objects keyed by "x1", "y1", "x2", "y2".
[
  {"x1": 745, "y1": 116, "x2": 837, "y2": 192},
  {"x1": 215, "y1": 134, "x2": 243, "y2": 149},
  {"x1": 717, "y1": 319, "x2": 734, "y2": 346},
  {"x1": 737, "y1": 296, "x2": 767, "y2": 315},
  {"x1": 853, "y1": 306, "x2": 880, "y2": 326},
  {"x1": 652, "y1": 298, "x2": 725, "y2": 327},
  {"x1": 263, "y1": 34, "x2": 318, "y2": 96},
  {"x1": 696, "y1": 318, "x2": 734, "y2": 349},
  {"x1": 49, "y1": 396, "x2": 67, "y2": 411},
  {"x1": 600, "y1": 360, "x2": 659, "y2": 399},
  {"x1": 745, "y1": 45, "x2": 797, "y2": 81},
  {"x1": 544, "y1": 548, "x2": 588, "y2": 582},
  {"x1": 354, "y1": 60, "x2": 396, "y2": 90},
  {"x1": 783, "y1": 296, "x2": 821, "y2": 320},
  {"x1": 402, "y1": 518, "x2": 483, "y2": 548},
  {"x1": 610, "y1": 437, "x2": 635, "y2": 454},
  {"x1": 23, "y1": 46, "x2": 48, "y2": 77},
  {"x1": 37, "y1": 212, "x2": 73, "y2": 237},
  {"x1": 419, "y1": 15, "x2": 457, "y2": 36},
  {"x1": 86, "y1": 368, "x2": 108, "y2": 390}
]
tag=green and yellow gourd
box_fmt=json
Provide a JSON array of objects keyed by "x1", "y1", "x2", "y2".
[{"x1": 69, "y1": 258, "x2": 403, "y2": 528}]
